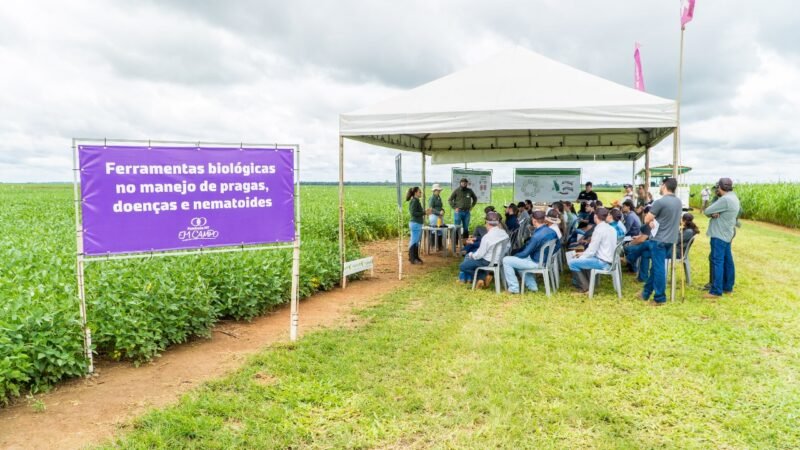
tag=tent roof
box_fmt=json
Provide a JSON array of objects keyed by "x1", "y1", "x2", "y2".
[
  {"x1": 637, "y1": 164, "x2": 692, "y2": 177},
  {"x1": 339, "y1": 47, "x2": 676, "y2": 165}
]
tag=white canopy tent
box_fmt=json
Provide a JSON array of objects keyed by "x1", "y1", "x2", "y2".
[{"x1": 337, "y1": 47, "x2": 678, "y2": 286}]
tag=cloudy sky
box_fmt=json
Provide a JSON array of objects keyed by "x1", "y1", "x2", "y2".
[{"x1": 1, "y1": 0, "x2": 798, "y2": 184}]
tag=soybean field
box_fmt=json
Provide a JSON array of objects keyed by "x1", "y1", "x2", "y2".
[{"x1": 0, "y1": 184, "x2": 403, "y2": 404}]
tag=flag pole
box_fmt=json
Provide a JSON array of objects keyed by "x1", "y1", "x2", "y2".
[{"x1": 671, "y1": 23, "x2": 686, "y2": 303}]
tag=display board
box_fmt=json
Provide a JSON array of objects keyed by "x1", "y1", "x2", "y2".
[
  {"x1": 451, "y1": 168, "x2": 492, "y2": 204},
  {"x1": 513, "y1": 168, "x2": 581, "y2": 203},
  {"x1": 78, "y1": 145, "x2": 295, "y2": 255}
]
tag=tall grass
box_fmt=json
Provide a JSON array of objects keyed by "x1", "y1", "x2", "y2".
[{"x1": 690, "y1": 183, "x2": 800, "y2": 228}]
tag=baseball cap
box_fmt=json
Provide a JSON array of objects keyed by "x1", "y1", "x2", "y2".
[
  {"x1": 431, "y1": 183, "x2": 442, "y2": 191},
  {"x1": 485, "y1": 211, "x2": 501, "y2": 225},
  {"x1": 460, "y1": 177, "x2": 469, "y2": 183}
]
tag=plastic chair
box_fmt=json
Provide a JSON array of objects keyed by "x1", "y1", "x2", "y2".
[
  {"x1": 665, "y1": 234, "x2": 697, "y2": 285},
  {"x1": 518, "y1": 240, "x2": 557, "y2": 296},
  {"x1": 472, "y1": 238, "x2": 510, "y2": 294},
  {"x1": 588, "y1": 243, "x2": 624, "y2": 299}
]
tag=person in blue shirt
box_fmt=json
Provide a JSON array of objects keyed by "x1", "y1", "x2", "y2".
[
  {"x1": 608, "y1": 208, "x2": 626, "y2": 240},
  {"x1": 502, "y1": 210, "x2": 558, "y2": 294},
  {"x1": 505, "y1": 203, "x2": 520, "y2": 232},
  {"x1": 621, "y1": 200, "x2": 641, "y2": 238}
]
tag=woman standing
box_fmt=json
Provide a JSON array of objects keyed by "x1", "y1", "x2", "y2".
[{"x1": 407, "y1": 186, "x2": 424, "y2": 264}]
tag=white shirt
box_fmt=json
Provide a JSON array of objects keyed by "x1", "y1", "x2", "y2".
[
  {"x1": 701, "y1": 189, "x2": 710, "y2": 201},
  {"x1": 549, "y1": 223, "x2": 563, "y2": 239},
  {"x1": 469, "y1": 226, "x2": 509, "y2": 262},
  {"x1": 580, "y1": 222, "x2": 617, "y2": 264}
]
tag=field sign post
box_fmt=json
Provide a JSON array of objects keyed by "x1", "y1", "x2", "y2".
[
  {"x1": 396, "y1": 154, "x2": 403, "y2": 280},
  {"x1": 73, "y1": 138, "x2": 302, "y2": 374},
  {"x1": 343, "y1": 257, "x2": 374, "y2": 277},
  {"x1": 71, "y1": 138, "x2": 94, "y2": 373}
]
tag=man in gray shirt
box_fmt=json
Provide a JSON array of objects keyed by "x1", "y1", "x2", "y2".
[
  {"x1": 641, "y1": 177, "x2": 682, "y2": 305},
  {"x1": 703, "y1": 177, "x2": 741, "y2": 298}
]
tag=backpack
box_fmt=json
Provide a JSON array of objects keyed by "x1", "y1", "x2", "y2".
[{"x1": 510, "y1": 216, "x2": 532, "y2": 254}]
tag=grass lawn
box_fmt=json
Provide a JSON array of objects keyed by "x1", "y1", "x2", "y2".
[{"x1": 105, "y1": 214, "x2": 800, "y2": 449}]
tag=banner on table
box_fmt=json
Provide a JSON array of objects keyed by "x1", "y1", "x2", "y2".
[
  {"x1": 450, "y1": 168, "x2": 492, "y2": 204},
  {"x1": 513, "y1": 168, "x2": 581, "y2": 203},
  {"x1": 79, "y1": 145, "x2": 295, "y2": 256}
]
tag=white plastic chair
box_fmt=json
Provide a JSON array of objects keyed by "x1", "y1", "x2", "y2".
[
  {"x1": 472, "y1": 238, "x2": 510, "y2": 294},
  {"x1": 665, "y1": 234, "x2": 697, "y2": 285},
  {"x1": 518, "y1": 240, "x2": 558, "y2": 296},
  {"x1": 588, "y1": 243, "x2": 624, "y2": 299}
]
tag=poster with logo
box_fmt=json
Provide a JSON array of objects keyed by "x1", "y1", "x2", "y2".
[
  {"x1": 513, "y1": 168, "x2": 581, "y2": 203},
  {"x1": 451, "y1": 168, "x2": 492, "y2": 204},
  {"x1": 79, "y1": 145, "x2": 295, "y2": 256}
]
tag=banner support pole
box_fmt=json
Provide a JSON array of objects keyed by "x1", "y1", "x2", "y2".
[
  {"x1": 289, "y1": 145, "x2": 301, "y2": 341},
  {"x1": 72, "y1": 138, "x2": 94, "y2": 374}
]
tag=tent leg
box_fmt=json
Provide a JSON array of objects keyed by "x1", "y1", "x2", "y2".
[
  {"x1": 338, "y1": 135, "x2": 346, "y2": 289},
  {"x1": 421, "y1": 152, "x2": 426, "y2": 210}
]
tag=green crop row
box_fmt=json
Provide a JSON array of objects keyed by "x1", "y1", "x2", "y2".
[
  {"x1": 0, "y1": 185, "x2": 401, "y2": 404},
  {"x1": 690, "y1": 183, "x2": 800, "y2": 229}
]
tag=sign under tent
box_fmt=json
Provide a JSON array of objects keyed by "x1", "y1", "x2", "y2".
[{"x1": 337, "y1": 46, "x2": 679, "y2": 293}]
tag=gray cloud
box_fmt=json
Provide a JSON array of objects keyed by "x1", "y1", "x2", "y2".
[{"x1": 0, "y1": 0, "x2": 798, "y2": 183}]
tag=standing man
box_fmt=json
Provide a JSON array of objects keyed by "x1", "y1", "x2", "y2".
[
  {"x1": 568, "y1": 207, "x2": 617, "y2": 294},
  {"x1": 502, "y1": 210, "x2": 558, "y2": 294},
  {"x1": 577, "y1": 181, "x2": 598, "y2": 202},
  {"x1": 641, "y1": 178, "x2": 682, "y2": 305},
  {"x1": 449, "y1": 177, "x2": 478, "y2": 239},
  {"x1": 703, "y1": 178, "x2": 741, "y2": 299},
  {"x1": 700, "y1": 186, "x2": 711, "y2": 212}
]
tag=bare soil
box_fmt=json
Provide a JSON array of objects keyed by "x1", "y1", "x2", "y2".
[{"x1": 0, "y1": 239, "x2": 456, "y2": 450}]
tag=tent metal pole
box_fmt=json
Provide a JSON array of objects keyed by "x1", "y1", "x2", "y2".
[
  {"x1": 631, "y1": 160, "x2": 636, "y2": 188},
  {"x1": 338, "y1": 135, "x2": 346, "y2": 289},
  {"x1": 421, "y1": 152, "x2": 426, "y2": 211}
]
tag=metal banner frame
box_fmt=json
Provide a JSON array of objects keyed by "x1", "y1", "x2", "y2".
[{"x1": 72, "y1": 138, "x2": 302, "y2": 374}]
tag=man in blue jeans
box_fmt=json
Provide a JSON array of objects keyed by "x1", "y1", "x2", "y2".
[
  {"x1": 502, "y1": 210, "x2": 558, "y2": 293},
  {"x1": 641, "y1": 178, "x2": 682, "y2": 305},
  {"x1": 448, "y1": 178, "x2": 478, "y2": 239},
  {"x1": 703, "y1": 177, "x2": 741, "y2": 298},
  {"x1": 568, "y1": 208, "x2": 617, "y2": 294}
]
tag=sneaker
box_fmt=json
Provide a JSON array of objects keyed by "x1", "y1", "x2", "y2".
[
  {"x1": 647, "y1": 300, "x2": 666, "y2": 307},
  {"x1": 703, "y1": 293, "x2": 722, "y2": 299}
]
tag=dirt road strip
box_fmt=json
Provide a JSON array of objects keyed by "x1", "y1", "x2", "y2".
[{"x1": 0, "y1": 240, "x2": 457, "y2": 449}]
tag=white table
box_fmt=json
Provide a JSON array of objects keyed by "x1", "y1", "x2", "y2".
[{"x1": 422, "y1": 224, "x2": 462, "y2": 257}]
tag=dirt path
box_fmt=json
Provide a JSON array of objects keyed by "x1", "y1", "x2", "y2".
[{"x1": 0, "y1": 240, "x2": 456, "y2": 450}]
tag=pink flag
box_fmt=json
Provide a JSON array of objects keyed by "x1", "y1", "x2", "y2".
[
  {"x1": 634, "y1": 43, "x2": 646, "y2": 92},
  {"x1": 681, "y1": 0, "x2": 696, "y2": 29}
]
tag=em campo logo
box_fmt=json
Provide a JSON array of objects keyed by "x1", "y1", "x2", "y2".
[{"x1": 178, "y1": 217, "x2": 220, "y2": 242}]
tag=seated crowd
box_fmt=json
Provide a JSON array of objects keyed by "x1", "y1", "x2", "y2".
[{"x1": 413, "y1": 179, "x2": 700, "y2": 302}]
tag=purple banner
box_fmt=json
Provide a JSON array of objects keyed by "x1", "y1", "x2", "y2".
[{"x1": 79, "y1": 145, "x2": 295, "y2": 256}]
